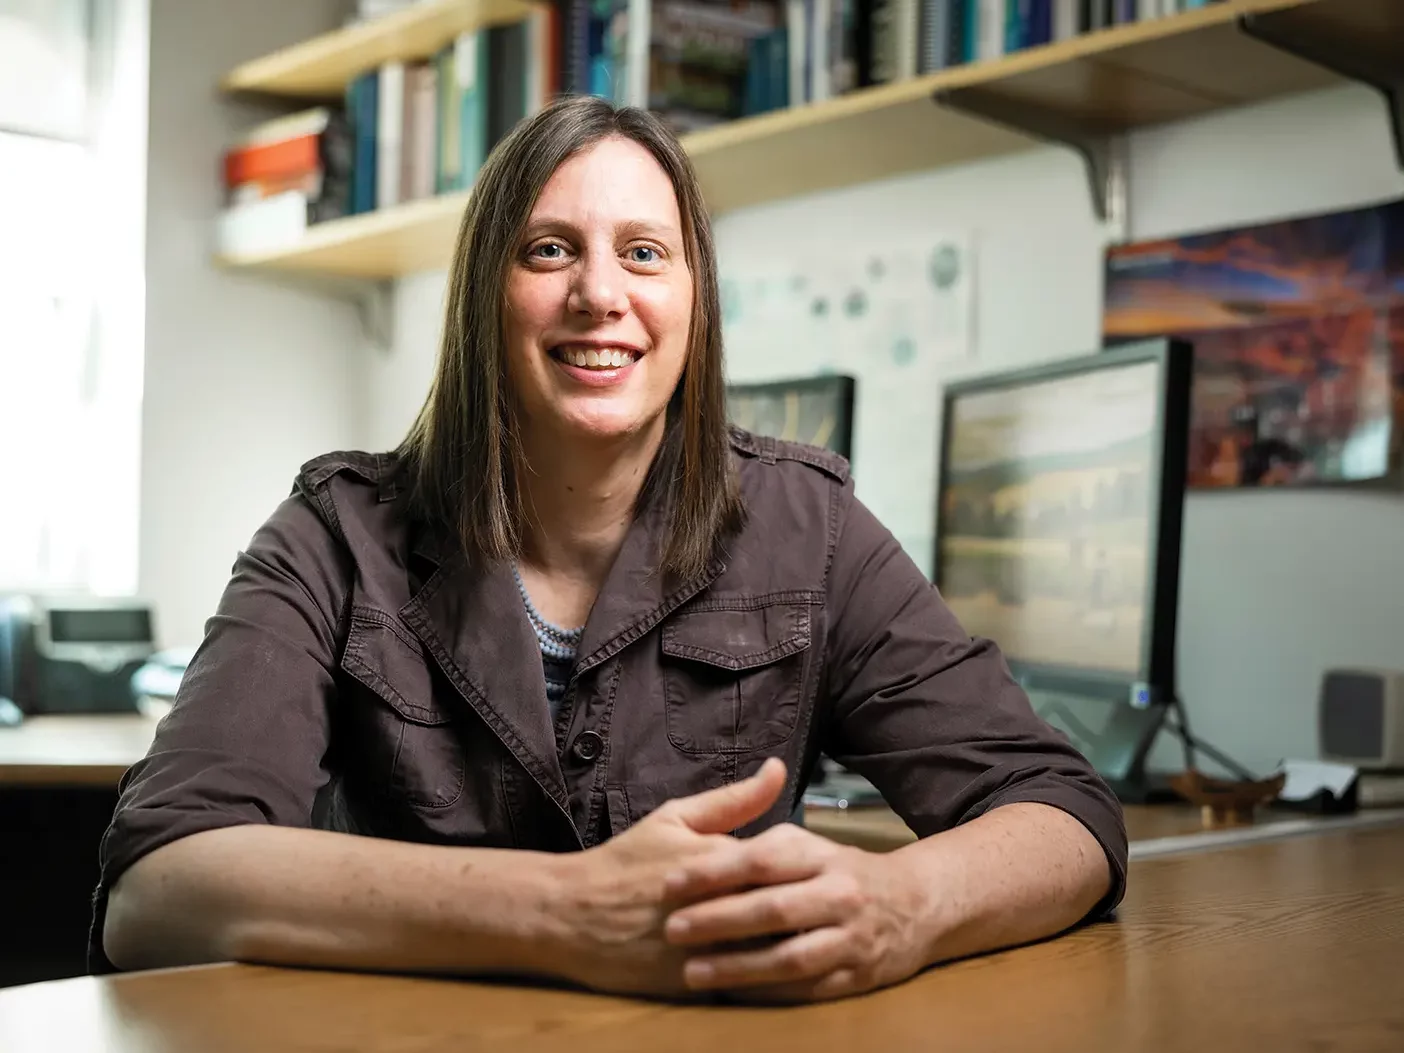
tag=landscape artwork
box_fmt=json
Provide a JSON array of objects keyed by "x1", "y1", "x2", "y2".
[
  {"x1": 1103, "y1": 198, "x2": 1404, "y2": 489},
  {"x1": 937, "y1": 361, "x2": 1160, "y2": 677}
]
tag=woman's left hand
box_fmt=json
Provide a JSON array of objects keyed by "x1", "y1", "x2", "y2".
[{"x1": 660, "y1": 823, "x2": 938, "y2": 1003}]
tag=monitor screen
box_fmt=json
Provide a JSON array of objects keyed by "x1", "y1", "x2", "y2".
[
  {"x1": 726, "y1": 375, "x2": 856, "y2": 459},
  {"x1": 936, "y1": 358, "x2": 1163, "y2": 680}
]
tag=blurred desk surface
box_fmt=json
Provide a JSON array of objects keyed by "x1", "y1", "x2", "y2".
[
  {"x1": 3, "y1": 823, "x2": 1402, "y2": 1053},
  {"x1": 806, "y1": 796, "x2": 1404, "y2": 856},
  {"x1": 0, "y1": 714, "x2": 161, "y2": 787},
  {"x1": 7, "y1": 714, "x2": 1404, "y2": 855}
]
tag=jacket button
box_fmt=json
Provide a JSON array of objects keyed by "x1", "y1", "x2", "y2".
[{"x1": 572, "y1": 730, "x2": 604, "y2": 763}]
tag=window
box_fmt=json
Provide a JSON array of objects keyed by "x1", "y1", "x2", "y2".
[{"x1": 0, "y1": 0, "x2": 147, "y2": 595}]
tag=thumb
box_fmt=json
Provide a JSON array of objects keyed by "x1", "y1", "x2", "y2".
[{"x1": 666, "y1": 757, "x2": 787, "y2": 835}]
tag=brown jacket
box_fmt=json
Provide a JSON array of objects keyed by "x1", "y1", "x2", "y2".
[{"x1": 91, "y1": 430, "x2": 1127, "y2": 971}]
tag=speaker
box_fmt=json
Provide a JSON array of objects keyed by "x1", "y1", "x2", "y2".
[{"x1": 1319, "y1": 668, "x2": 1404, "y2": 769}]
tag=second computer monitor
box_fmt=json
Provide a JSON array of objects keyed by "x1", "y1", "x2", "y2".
[{"x1": 933, "y1": 338, "x2": 1192, "y2": 709}]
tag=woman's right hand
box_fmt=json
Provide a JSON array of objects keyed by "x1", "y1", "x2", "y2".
[{"x1": 545, "y1": 757, "x2": 788, "y2": 998}]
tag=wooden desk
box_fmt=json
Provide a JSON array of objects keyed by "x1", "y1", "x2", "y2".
[
  {"x1": 0, "y1": 715, "x2": 162, "y2": 787},
  {"x1": 2, "y1": 823, "x2": 1400, "y2": 1052},
  {"x1": 806, "y1": 799, "x2": 1404, "y2": 854}
]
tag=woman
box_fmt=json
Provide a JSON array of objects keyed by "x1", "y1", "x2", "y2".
[{"x1": 96, "y1": 95, "x2": 1126, "y2": 1003}]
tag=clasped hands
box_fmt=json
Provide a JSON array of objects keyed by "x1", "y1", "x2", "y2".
[{"x1": 552, "y1": 758, "x2": 935, "y2": 1004}]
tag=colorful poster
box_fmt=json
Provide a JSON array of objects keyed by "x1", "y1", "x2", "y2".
[{"x1": 1102, "y1": 199, "x2": 1404, "y2": 488}]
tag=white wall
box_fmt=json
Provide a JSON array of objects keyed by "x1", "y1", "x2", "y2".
[
  {"x1": 140, "y1": 0, "x2": 365, "y2": 648},
  {"x1": 378, "y1": 82, "x2": 1404, "y2": 775}
]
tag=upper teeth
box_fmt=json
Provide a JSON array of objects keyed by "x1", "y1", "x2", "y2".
[{"x1": 562, "y1": 348, "x2": 634, "y2": 368}]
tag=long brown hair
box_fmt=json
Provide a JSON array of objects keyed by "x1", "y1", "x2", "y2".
[{"x1": 397, "y1": 95, "x2": 742, "y2": 582}]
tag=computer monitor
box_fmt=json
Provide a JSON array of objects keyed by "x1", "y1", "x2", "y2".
[
  {"x1": 725, "y1": 374, "x2": 857, "y2": 459},
  {"x1": 933, "y1": 338, "x2": 1193, "y2": 796}
]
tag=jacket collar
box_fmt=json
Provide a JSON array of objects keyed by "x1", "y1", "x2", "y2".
[{"x1": 400, "y1": 503, "x2": 724, "y2": 814}]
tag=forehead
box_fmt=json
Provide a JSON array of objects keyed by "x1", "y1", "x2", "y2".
[{"x1": 530, "y1": 136, "x2": 682, "y2": 231}]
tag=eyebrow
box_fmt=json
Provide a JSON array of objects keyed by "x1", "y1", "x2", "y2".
[{"x1": 522, "y1": 216, "x2": 680, "y2": 241}]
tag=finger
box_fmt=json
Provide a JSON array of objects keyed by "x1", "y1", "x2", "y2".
[
  {"x1": 664, "y1": 823, "x2": 830, "y2": 899},
  {"x1": 682, "y1": 926, "x2": 849, "y2": 991},
  {"x1": 664, "y1": 757, "x2": 786, "y2": 835},
  {"x1": 724, "y1": 968, "x2": 861, "y2": 1005},
  {"x1": 665, "y1": 875, "x2": 850, "y2": 947}
]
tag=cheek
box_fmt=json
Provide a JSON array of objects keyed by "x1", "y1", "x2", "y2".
[
  {"x1": 504, "y1": 275, "x2": 560, "y2": 343},
  {"x1": 637, "y1": 279, "x2": 694, "y2": 360}
]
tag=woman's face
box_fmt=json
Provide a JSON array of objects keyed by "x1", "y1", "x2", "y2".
[{"x1": 503, "y1": 135, "x2": 694, "y2": 449}]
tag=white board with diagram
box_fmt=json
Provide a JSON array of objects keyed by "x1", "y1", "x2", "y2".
[{"x1": 719, "y1": 232, "x2": 976, "y2": 576}]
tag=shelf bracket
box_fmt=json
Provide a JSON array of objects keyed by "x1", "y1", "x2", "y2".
[
  {"x1": 274, "y1": 275, "x2": 395, "y2": 352},
  {"x1": 351, "y1": 280, "x2": 395, "y2": 352},
  {"x1": 1238, "y1": 11, "x2": 1404, "y2": 172},
  {"x1": 933, "y1": 87, "x2": 1127, "y2": 228}
]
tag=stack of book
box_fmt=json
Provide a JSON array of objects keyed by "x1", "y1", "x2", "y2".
[{"x1": 216, "y1": 109, "x2": 353, "y2": 258}]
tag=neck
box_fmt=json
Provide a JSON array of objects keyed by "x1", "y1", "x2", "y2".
[{"x1": 518, "y1": 417, "x2": 664, "y2": 586}]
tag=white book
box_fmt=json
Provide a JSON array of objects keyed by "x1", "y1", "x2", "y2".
[
  {"x1": 811, "y1": 0, "x2": 832, "y2": 101},
  {"x1": 787, "y1": 0, "x2": 808, "y2": 102},
  {"x1": 1053, "y1": 0, "x2": 1079, "y2": 39},
  {"x1": 216, "y1": 190, "x2": 308, "y2": 257},
  {"x1": 895, "y1": 0, "x2": 918, "y2": 80},
  {"x1": 978, "y1": 0, "x2": 1005, "y2": 61},
  {"x1": 623, "y1": 0, "x2": 651, "y2": 109},
  {"x1": 376, "y1": 61, "x2": 405, "y2": 210}
]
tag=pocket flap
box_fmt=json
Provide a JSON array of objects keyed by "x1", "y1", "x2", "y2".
[
  {"x1": 341, "y1": 607, "x2": 448, "y2": 726},
  {"x1": 660, "y1": 602, "x2": 811, "y2": 671}
]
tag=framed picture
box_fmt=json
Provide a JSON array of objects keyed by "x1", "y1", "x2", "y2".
[
  {"x1": 1102, "y1": 198, "x2": 1404, "y2": 489},
  {"x1": 725, "y1": 374, "x2": 858, "y2": 459}
]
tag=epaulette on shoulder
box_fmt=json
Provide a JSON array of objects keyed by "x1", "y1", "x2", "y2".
[
  {"x1": 728, "y1": 426, "x2": 850, "y2": 483},
  {"x1": 296, "y1": 450, "x2": 401, "y2": 502}
]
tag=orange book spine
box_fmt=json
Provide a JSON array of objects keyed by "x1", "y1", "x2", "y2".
[{"x1": 223, "y1": 135, "x2": 320, "y2": 187}]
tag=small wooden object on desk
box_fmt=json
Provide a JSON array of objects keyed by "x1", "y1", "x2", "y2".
[{"x1": 1169, "y1": 769, "x2": 1288, "y2": 828}]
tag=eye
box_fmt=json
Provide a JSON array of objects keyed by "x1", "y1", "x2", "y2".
[
  {"x1": 527, "y1": 240, "x2": 569, "y2": 262},
  {"x1": 627, "y1": 245, "x2": 661, "y2": 265}
]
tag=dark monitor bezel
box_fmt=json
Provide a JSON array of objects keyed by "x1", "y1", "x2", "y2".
[
  {"x1": 932, "y1": 337, "x2": 1193, "y2": 708},
  {"x1": 725, "y1": 374, "x2": 858, "y2": 460}
]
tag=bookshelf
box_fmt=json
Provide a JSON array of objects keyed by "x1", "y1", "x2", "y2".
[
  {"x1": 221, "y1": 0, "x2": 539, "y2": 98},
  {"x1": 215, "y1": 189, "x2": 471, "y2": 278},
  {"x1": 218, "y1": 0, "x2": 1402, "y2": 278}
]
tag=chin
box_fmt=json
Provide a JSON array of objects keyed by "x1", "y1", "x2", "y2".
[{"x1": 557, "y1": 403, "x2": 661, "y2": 444}]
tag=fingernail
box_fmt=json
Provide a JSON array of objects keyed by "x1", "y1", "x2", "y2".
[
  {"x1": 666, "y1": 916, "x2": 690, "y2": 938},
  {"x1": 686, "y1": 960, "x2": 714, "y2": 985},
  {"x1": 664, "y1": 870, "x2": 686, "y2": 891}
]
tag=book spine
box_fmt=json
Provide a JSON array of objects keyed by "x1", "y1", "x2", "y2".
[
  {"x1": 457, "y1": 31, "x2": 488, "y2": 186},
  {"x1": 978, "y1": 0, "x2": 1005, "y2": 60},
  {"x1": 350, "y1": 71, "x2": 378, "y2": 214},
  {"x1": 1027, "y1": 0, "x2": 1051, "y2": 44},
  {"x1": 376, "y1": 60, "x2": 404, "y2": 210}
]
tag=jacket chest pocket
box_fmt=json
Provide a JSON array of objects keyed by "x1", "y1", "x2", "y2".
[
  {"x1": 660, "y1": 600, "x2": 811, "y2": 755},
  {"x1": 341, "y1": 608, "x2": 465, "y2": 810}
]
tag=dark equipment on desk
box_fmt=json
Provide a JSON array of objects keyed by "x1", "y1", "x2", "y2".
[
  {"x1": 932, "y1": 338, "x2": 1194, "y2": 804},
  {"x1": 0, "y1": 594, "x2": 156, "y2": 714}
]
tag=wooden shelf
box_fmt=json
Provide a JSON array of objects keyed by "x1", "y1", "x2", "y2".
[
  {"x1": 216, "y1": 190, "x2": 472, "y2": 278},
  {"x1": 222, "y1": 0, "x2": 538, "y2": 98},
  {"x1": 685, "y1": 0, "x2": 1401, "y2": 214},
  {"x1": 216, "y1": 0, "x2": 1402, "y2": 276}
]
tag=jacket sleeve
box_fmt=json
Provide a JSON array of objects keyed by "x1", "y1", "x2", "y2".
[
  {"x1": 89, "y1": 491, "x2": 350, "y2": 972},
  {"x1": 818, "y1": 479, "x2": 1128, "y2": 919}
]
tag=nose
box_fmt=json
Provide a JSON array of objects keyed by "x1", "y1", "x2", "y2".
[{"x1": 568, "y1": 249, "x2": 629, "y2": 320}]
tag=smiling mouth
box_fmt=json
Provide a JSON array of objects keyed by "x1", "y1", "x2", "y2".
[{"x1": 550, "y1": 346, "x2": 640, "y2": 370}]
